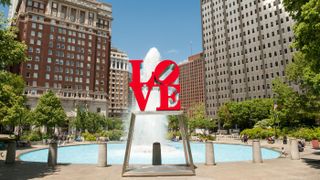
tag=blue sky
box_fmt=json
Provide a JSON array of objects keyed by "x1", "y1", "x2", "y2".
[{"x1": 0, "y1": 0, "x2": 202, "y2": 63}]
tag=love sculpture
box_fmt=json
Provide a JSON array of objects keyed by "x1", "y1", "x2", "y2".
[
  {"x1": 129, "y1": 59, "x2": 180, "y2": 111},
  {"x1": 122, "y1": 59, "x2": 195, "y2": 177}
]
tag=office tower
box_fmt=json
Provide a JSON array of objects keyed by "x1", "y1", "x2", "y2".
[
  {"x1": 11, "y1": 0, "x2": 112, "y2": 116},
  {"x1": 109, "y1": 48, "x2": 130, "y2": 117},
  {"x1": 179, "y1": 53, "x2": 205, "y2": 116},
  {"x1": 201, "y1": 0, "x2": 297, "y2": 117}
]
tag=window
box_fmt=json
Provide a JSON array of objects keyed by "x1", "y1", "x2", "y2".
[
  {"x1": 34, "y1": 64, "x2": 39, "y2": 70},
  {"x1": 33, "y1": 73, "x2": 38, "y2": 78},
  {"x1": 27, "y1": 0, "x2": 32, "y2": 6}
]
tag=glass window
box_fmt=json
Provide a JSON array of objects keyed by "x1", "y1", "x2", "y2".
[{"x1": 34, "y1": 64, "x2": 39, "y2": 70}]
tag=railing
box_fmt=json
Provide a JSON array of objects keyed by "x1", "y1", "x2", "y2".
[
  {"x1": 215, "y1": 134, "x2": 241, "y2": 141},
  {"x1": 24, "y1": 87, "x2": 108, "y2": 101}
]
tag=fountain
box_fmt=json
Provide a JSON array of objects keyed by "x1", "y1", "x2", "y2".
[
  {"x1": 132, "y1": 48, "x2": 168, "y2": 146},
  {"x1": 122, "y1": 47, "x2": 195, "y2": 177}
]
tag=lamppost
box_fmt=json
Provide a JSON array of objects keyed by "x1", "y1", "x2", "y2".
[{"x1": 273, "y1": 100, "x2": 278, "y2": 138}]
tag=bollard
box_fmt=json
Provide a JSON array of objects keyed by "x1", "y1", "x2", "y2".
[
  {"x1": 205, "y1": 141, "x2": 216, "y2": 165},
  {"x1": 47, "y1": 141, "x2": 58, "y2": 167},
  {"x1": 5, "y1": 141, "x2": 16, "y2": 164},
  {"x1": 290, "y1": 139, "x2": 300, "y2": 160},
  {"x1": 97, "y1": 142, "x2": 108, "y2": 167},
  {"x1": 252, "y1": 140, "x2": 263, "y2": 163},
  {"x1": 152, "y1": 142, "x2": 162, "y2": 165}
]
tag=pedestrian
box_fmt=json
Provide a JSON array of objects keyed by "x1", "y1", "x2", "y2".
[{"x1": 283, "y1": 136, "x2": 287, "y2": 144}]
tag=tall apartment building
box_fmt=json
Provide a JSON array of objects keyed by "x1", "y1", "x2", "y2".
[
  {"x1": 109, "y1": 48, "x2": 130, "y2": 117},
  {"x1": 10, "y1": 0, "x2": 112, "y2": 116},
  {"x1": 201, "y1": 0, "x2": 297, "y2": 118},
  {"x1": 179, "y1": 53, "x2": 205, "y2": 116}
]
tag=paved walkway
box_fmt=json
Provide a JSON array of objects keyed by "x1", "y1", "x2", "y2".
[{"x1": 0, "y1": 141, "x2": 319, "y2": 180}]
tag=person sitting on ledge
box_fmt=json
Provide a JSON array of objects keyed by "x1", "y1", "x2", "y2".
[
  {"x1": 267, "y1": 136, "x2": 275, "y2": 144},
  {"x1": 283, "y1": 136, "x2": 288, "y2": 144},
  {"x1": 298, "y1": 140, "x2": 304, "y2": 152},
  {"x1": 243, "y1": 134, "x2": 248, "y2": 143},
  {"x1": 281, "y1": 147, "x2": 288, "y2": 157}
]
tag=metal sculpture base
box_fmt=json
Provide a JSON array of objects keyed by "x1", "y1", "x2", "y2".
[{"x1": 122, "y1": 111, "x2": 195, "y2": 177}]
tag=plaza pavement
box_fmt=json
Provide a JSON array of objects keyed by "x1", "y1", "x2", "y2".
[{"x1": 0, "y1": 140, "x2": 319, "y2": 180}]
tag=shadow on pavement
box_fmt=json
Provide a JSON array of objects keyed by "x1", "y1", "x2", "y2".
[
  {"x1": 301, "y1": 151, "x2": 320, "y2": 170},
  {"x1": 0, "y1": 160, "x2": 70, "y2": 180}
]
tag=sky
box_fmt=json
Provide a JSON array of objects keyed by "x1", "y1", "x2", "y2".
[{"x1": 0, "y1": 0, "x2": 202, "y2": 63}]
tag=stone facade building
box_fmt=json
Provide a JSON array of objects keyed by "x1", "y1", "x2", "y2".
[
  {"x1": 108, "y1": 48, "x2": 130, "y2": 117},
  {"x1": 10, "y1": 0, "x2": 112, "y2": 116},
  {"x1": 201, "y1": 0, "x2": 298, "y2": 118},
  {"x1": 179, "y1": 53, "x2": 205, "y2": 116}
]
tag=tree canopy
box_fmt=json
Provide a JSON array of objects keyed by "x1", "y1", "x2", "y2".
[
  {"x1": 0, "y1": 13, "x2": 28, "y2": 70},
  {"x1": 282, "y1": 0, "x2": 320, "y2": 95},
  {"x1": 0, "y1": 71, "x2": 26, "y2": 126},
  {"x1": 188, "y1": 103, "x2": 216, "y2": 133},
  {"x1": 0, "y1": 0, "x2": 10, "y2": 6},
  {"x1": 217, "y1": 99, "x2": 273, "y2": 130},
  {"x1": 31, "y1": 91, "x2": 66, "y2": 136}
]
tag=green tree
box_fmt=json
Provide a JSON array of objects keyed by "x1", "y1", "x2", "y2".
[
  {"x1": 0, "y1": 0, "x2": 10, "y2": 6},
  {"x1": 31, "y1": 91, "x2": 66, "y2": 137},
  {"x1": 106, "y1": 117, "x2": 123, "y2": 131},
  {"x1": 0, "y1": 13, "x2": 28, "y2": 70},
  {"x1": 217, "y1": 99, "x2": 273, "y2": 130},
  {"x1": 282, "y1": 1, "x2": 320, "y2": 102},
  {"x1": 168, "y1": 115, "x2": 179, "y2": 132},
  {"x1": 72, "y1": 106, "x2": 87, "y2": 132},
  {"x1": 217, "y1": 103, "x2": 232, "y2": 129},
  {"x1": 272, "y1": 79, "x2": 303, "y2": 127},
  {"x1": 0, "y1": 71, "x2": 26, "y2": 127},
  {"x1": 188, "y1": 103, "x2": 216, "y2": 134},
  {"x1": 84, "y1": 112, "x2": 107, "y2": 133}
]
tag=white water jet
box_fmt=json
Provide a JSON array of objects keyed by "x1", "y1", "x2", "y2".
[{"x1": 132, "y1": 47, "x2": 168, "y2": 146}]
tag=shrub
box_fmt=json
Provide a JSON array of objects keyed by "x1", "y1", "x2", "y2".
[
  {"x1": 21, "y1": 131, "x2": 42, "y2": 141},
  {"x1": 198, "y1": 134, "x2": 216, "y2": 141},
  {"x1": 107, "y1": 130, "x2": 123, "y2": 141},
  {"x1": 166, "y1": 131, "x2": 181, "y2": 140},
  {"x1": 241, "y1": 128, "x2": 276, "y2": 139},
  {"x1": 289, "y1": 128, "x2": 319, "y2": 141},
  {"x1": 82, "y1": 132, "x2": 96, "y2": 141},
  {"x1": 97, "y1": 130, "x2": 123, "y2": 141}
]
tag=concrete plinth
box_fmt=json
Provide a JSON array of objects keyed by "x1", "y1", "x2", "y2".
[
  {"x1": 290, "y1": 139, "x2": 300, "y2": 160},
  {"x1": 5, "y1": 141, "x2": 16, "y2": 164},
  {"x1": 152, "y1": 142, "x2": 162, "y2": 165},
  {"x1": 205, "y1": 141, "x2": 215, "y2": 165},
  {"x1": 97, "y1": 143, "x2": 107, "y2": 167},
  {"x1": 47, "y1": 142, "x2": 58, "y2": 167},
  {"x1": 252, "y1": 140, "x2": 263, "y2": 163}
]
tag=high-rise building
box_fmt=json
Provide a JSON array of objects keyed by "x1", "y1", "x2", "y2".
[
  {"x1": 109, "y1": 48, "x2": 130, "y2": 117},
  {"x1": 201, "y1": 0, "x2": 298, "y2": 118},
  {"x1": 11, "y1": 0, "x2": 112, "y2": 116},
  {"x1": 179, "y1": 53, "x2": 205, "y2": 116}
]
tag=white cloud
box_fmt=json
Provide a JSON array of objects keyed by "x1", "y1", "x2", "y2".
[
  {"x1": 178, "y1": 59, "x2": 188, "y2": 65},
  {"x1": 166, "y1": 49, "x2": 179, "y2": 54}
]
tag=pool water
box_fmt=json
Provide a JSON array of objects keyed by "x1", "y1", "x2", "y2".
[{"x1": 19, "y1": 143, "x2": 280, "y2": 164}]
